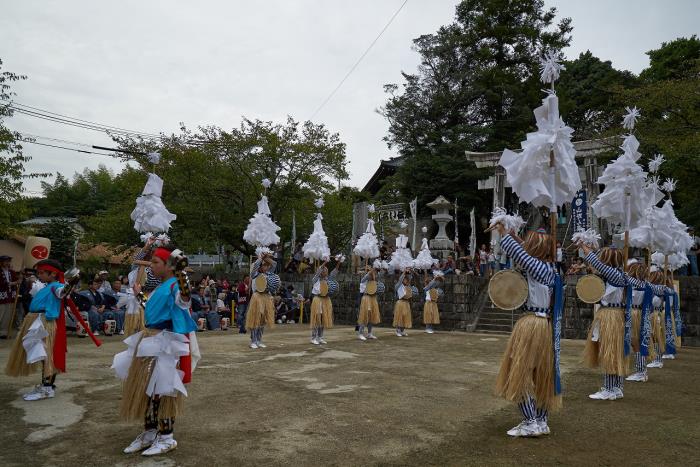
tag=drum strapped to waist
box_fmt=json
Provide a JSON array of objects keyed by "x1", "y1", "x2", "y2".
[
  {"x1": 429, "y1": 289, "x2": 439, "y2": 302},
  {"x1": 576, "y1": 274, "x2": 605, "y2": 304},
  {"x1": 365, "y1": 280, "x2": 377, "y2": 295},
  {"x1": 401, "y1": 287, "x2": 413, "y2": 300},
  {"x1": 254, "y1": 275, "x2": 268, "y2": 293},
  {"x1": 318, "y1": 280, "x2": 329, "y2": 297},
  {"x1": 488, "y1": 269, "x2": 528, "y2": 311}
]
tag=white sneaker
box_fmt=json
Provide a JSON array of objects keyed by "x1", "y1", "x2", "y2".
[
  {"x1": 119, "y1": 330, "x2": 125, "y2": 335},
  {"x1": 626, "y1": 372, "x2": 648, "y2": 382},
  {"x1": 249, "y1": 342, "x2": 259, "y2": 349},
  {"x1": 319, "y1": 338, "x2": 327, "y2": 344},
  {"x1": 23, "y1": 385, "x2": 55, "y2": 401},
  {"x1": 141, "y1": 434, "x2": 177, "y2": 456},
  {"x1": 506, "y1": 421, "x2": 541, "y2": 437},
  {"x1": 424, "y1": 329, "x2": 430, "y2": 333},
  {"x1": 358, "y1": 334, "x2": 367, "y2": 341},
  {"x1": 647, "y1": 361, "x2": 663, "y2": 368},
  {"x1": 93, "y1": 331, "x2": 100, "y2": 336},
  {"x1": 311, "y1": 338, "x2": 320, "y2": 345},
  {"x1": 661, "y1": 354, "x2": 675, "y2": 360},
  {"x1": 589, "y1": 388, "x2": 615, "y2": 400},
  {"x1": 367, "y1": 334, "x2": 377, "y2": 340},
  {"x1": 537, "y1": 420, "x2": 550, "y2": 435},
  {"x1": 123, "y1": 429, "x2": 157, "y2": 454},
  {"x1": 395, "y1": 330, "x2": 402, "y2": 337},
  {"x1": 611, "y1": 387, "x2": 624, "y2": 399},
  {"x1": 258, "y1": 342, "x2": 267, "y2": 348},
  {"x1": 401, "y1": 331, "x2": 408, "y2": 337},
  {"x1": 428, "y1": 329, "x2": 435, "y2": 334}
]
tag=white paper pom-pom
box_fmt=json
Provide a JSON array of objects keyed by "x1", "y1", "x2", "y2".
[
  {"x1": 648, "y1": 154, "x2": 665, "y2": 174},
  {"x1": 622, "y1": 106, "x2": 641, "y2": 131},
  {"x1": 661, "y1": 178, "x2": 677, "y2": 193},
  {"x1": 571, "y1": 228, "x2": 602, "y2": 249},
  {"x1": 367, "y1": 204, "x2": 375, "y2": 213},
  {"x1": 489, "y1": 207, "x2": 525, "y2": 233},
  {"x1": 539, "y1": 51, "x2": 565, "y2": 84},
  {"x1": 399, "y1": 220, "x2": 408, "y2": 229},
  {"x1": 334, "y1": 253, "x2": 346, "y2": 263},
  {"x1": 421, "y1": 226, "x2": 428, "y2": 234},
  {"x1": 261, "y1": 178, "x2": 271, "y2": 189},
  {"x1": 314, "y1": 198, "x2": 324, "y2": 209}
]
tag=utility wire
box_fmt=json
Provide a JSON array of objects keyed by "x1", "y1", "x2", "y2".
[
  {"x1": 309, "y1": 0, "x2": 408, "y2": 121},
  {"x1": 19, "y1": 139, "x2": 119, "y2": 156}
]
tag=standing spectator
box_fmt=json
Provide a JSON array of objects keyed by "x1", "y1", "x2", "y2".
[
  {"x1": 274, "y1": 244, "x2": 285, "y2": 270},
  {"x1": 18, "y1": 268, "x2": 36, "y2": 325},
  {"x1": 478, "y1": 244, "x2": 489, "y2": 277},
  {"x1": 498, "y1": 250, "x2": 510, "y2": 270},
  {"x1": 555, "y1": 242, "x2": 565, "y2": 275},
  {"x1": 488, "y1": 249, "x2": 497, "y2": 277},
  {"x1": 97, "y1": 270, "x2": 113, "y2": 295},
  {"x1": 237, "y1": 275, "x2": 250, "y2": 333},
  {"x1": 0, "y1": 255, "x2": 20, "y2": 338}
]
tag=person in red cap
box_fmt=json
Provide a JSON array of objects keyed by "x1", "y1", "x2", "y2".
[
  {"x1": 113, "y1": 245, "x2": 199, "y2": 457},
  {"x1": 5, "y1": 259, "x2": 70, "y2": 400}
]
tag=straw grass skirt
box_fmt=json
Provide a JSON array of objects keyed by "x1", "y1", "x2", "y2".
[
  {"x1": 310, "y1": 295, "x2": 334, "y2": 328},
  {"x1": 392, "y1": 300, "x2": 412, "y2": 328},
  {"x1": 120, "y1": 328, "x2": 184, "y2": 421},
  {"x1": 651, "y1": 310, "x2": 666, "y2": 354},
  {"x1": 358, "y1": 294, "x2": 381, "y2": 325},
  {"x1": 423, "y1": 301, "x2": 440, "y2": 325},
  {"x1": 245, "y1": 292, "x2": 275, "y2": 329},
  {"x1": 5, "y1": 313, "x2": 58, "y2": 377},
  {"x1": 494, "y1": 313, "x2": 561, "y2": 412},
  {"x1": 583, "y1": 307, "x2": 629, "y2": 376},
  {"x1": 124, "y1": 306, "x2": 145, "y2": 337}
]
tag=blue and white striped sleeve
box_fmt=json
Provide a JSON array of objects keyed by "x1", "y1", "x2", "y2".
[
  {"x1": 649, "y1": 283, "x2": 665, "y2": 296},
  {"x1": 360, "y1": 272, "x2": 370, "y2": 284},
  {"x1": 251, "y1": 259, "x2": 262, "y2": 279},
  {"x1": 627, "y1": 275, "x2": 644, "y2": 289},
  {"x1": 395, "y1": 272, "x2": 405, "y2": 294},
  {"x1": 329, "y1": 268, "x2": 338, "y2": 279},
  {"x1": 584, "y1": 252, "x2": 625, "y2": 286},
  {"x1": 312, "y1": 270, "x2": 321, "y2": 284},
  {"x1": 500, "y1": 235, "x2": 555, "y2": 286}
]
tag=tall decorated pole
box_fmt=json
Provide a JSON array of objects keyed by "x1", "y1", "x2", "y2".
[
  {"x1": 302, "y1": 198, "x2": 331, "y2": 270},
  {"x1": 353, "y1": 204, "x2": 380, "y2": 269},
  {"x1": 497, "y1": 52, "x2": 581, "y2": 397}
]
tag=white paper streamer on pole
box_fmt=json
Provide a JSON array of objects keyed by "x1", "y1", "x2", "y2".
[
  {"x1": 353, "y1": 218, "x2": 380, "y2": 259},
  {"x1": 303, "y1": 213, "x2": 331, "y2": 261},
  {"x1": 389, "y1": 234, "x2": 414, "y2": 271},
  {"x1": 131, "y1": 173, "x2": 177, "y2": 233},
  {"x1": 410, "y1": 197, "x2": 418, "y2": 253},
  {"x1": 243, "y1": 193, "x2": 281, "y2": 248}
]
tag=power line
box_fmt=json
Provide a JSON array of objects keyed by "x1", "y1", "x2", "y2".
[
  {"x1": 10, "y1": 101, "x2": 165, "y2": 138},
  {"x1": 308, "y1": 0, "x2": 408, "y2": 121},
  {"x1": 19, "y1": 139, "x2": 119, "y2": 156},
  {"x1": 19, "y1": 132, "x2": 94, "y2": 148}
]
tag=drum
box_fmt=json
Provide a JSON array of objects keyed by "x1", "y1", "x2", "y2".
[
  {"x1": 576, "y1": 274, "x2": 605, "y2": 304},
  {"x1": 403, "y1": 287, "x2": 413, "y2": 300},
  {"x1": 103, "y1": 319, "x2": 116, "y2": 336},
  {"x1": 197, "y1": 318, "x2": 207, "y2": 331},
  {"x1": 429, "y1": 289, "x2": 439, "y2": 302},
  {"x1": 76, "y1": 311, "x2": 90, "y2": 337},
  {"x1": 365, "y1": 280, "x2": 377, "y2": 295},
  {"x1": 220, "y1": 317, "x2": 231, "y2": 330},
  {"x1": 488, "y1": 269, "x2": 528, "y2": 310},
  {"x1": 319, "y1": 280, "x2": 329, "y2": 297},
  {"x1": 254, "y1": 275, "x2": 268, "y2": 293}
]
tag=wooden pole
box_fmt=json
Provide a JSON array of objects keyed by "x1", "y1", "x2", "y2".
[{"x1": 549, "y1": 150, "x2": 557, "y2": 262}]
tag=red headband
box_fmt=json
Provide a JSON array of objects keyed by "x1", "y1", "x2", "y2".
[
  {"x1": 36, "y1": 264, "x2": 65, "y2": 283},
  {"x1": 153, "y1": 247, "x2": 172, "y2": 263}
]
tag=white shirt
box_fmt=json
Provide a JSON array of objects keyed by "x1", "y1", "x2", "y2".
[
  {"x1": 556, "y1": 248, "x2": 563, "y2": 262},
  {"x1": 632, "y1": 290, "x2": 644, "y2": 307}
]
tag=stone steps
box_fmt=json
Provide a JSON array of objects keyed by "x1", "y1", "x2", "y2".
[{"x1": 474, "y1": 305, "x2": 521, "y2": 334}]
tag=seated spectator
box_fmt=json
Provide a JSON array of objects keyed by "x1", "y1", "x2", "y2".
[
  {"x1": 190, "y1": 289, "x2": 206, "y2": 327},
  {"x1": 80, "y1": 278, "x2": 106, "y2": 336},
  {"x1": 442, "y1": 255, "x2": 456, "y2": 275},
  {"x1": 458, "y1": 256, "x2": 477, "y2": 275},
  {"x1": 216, "y1": 292, "x2": 232, "y2": 321},
  {"x1": 566, "y1": 257, "x2": 588, "y2": 276}
]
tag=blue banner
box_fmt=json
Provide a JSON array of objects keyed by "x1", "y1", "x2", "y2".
[{"x1": 572, "y1": 190, "x2": 587, "y2": 231}]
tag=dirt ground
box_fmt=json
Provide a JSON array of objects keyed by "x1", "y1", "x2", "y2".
[{"x1": 0, "y1": 325, "x2": 698, "y2": 467}]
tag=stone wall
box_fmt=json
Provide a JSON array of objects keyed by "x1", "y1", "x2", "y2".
[{"x1": 200, "y1": 270, "x2": 700, "y2": 346}]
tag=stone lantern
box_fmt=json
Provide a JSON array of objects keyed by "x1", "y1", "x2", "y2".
[{"x1": 427, "y1": 195, "x2": 454, "y2": 253}]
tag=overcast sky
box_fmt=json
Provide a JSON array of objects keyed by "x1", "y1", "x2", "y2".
[{"x1": 2, "y1": 0, "x2": 698, "y2": 195}]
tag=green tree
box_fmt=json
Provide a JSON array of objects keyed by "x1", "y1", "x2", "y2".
[
  {"x1": 640, "y1": 35, "x2": 700, "y2": 82},
  {"x1": 37, "y1": 218, "x2": 80, "y2": 268},
  {"x1": 380, "y1": 0, "x2": 572, "y2": 243},
  {"x1": 557, "y1": 51, "x2": 637, "y2": 140},
  {"x1": 111, "y1": 117, "x2": 350, "y2": 255}
]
